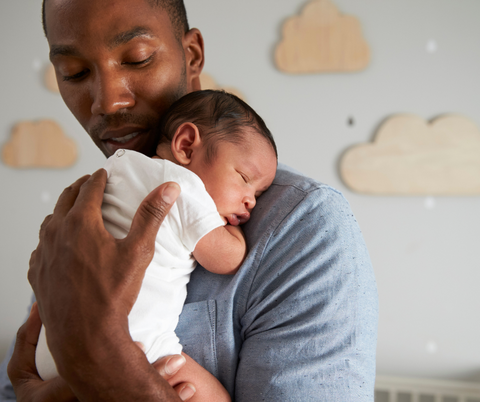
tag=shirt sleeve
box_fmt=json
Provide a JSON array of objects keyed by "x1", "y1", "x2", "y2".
[
  {"x1": 235, "y1": 187, "x2": 378, "y2": 401},
  {"x1": 165, "y1": 163, "x2": 225, "y2": 252}
]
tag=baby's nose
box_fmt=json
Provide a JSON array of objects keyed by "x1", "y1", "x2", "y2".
[{"x1": 243, "y1": 195, "x2": 256, "y2": 211}]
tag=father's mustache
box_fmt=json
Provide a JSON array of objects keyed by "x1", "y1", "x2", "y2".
[{"x1": 90, "y1": 113, "x2": 158, "y2": 138}]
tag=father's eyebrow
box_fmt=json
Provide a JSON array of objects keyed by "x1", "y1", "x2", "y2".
[
  {"x1": 49, "y1": 45, "x2": 79, "y2": 60},
  {"x1": 49, "y1": 27, "x2": 154, "y2": 59}
]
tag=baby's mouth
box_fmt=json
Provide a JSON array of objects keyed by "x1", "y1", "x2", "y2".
[{"x1": 227, "y1": 213, "x2": 250, "y2": 226}]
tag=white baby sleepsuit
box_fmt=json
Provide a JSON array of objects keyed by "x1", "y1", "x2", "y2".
[{"x1": 35, "y1": 149, "x2": 224, "y2": 380}]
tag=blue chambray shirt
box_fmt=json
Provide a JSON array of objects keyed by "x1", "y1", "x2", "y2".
[{"x1": 0, "y1": 164, "x2": 378, "y2": 401}]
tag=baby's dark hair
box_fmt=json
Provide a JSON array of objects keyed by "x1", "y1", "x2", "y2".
[{"x1": 158, "y1": 90, "x2": 277, "y2": 163}]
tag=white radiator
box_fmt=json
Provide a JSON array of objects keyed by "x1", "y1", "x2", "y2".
[{"x1": 375, "y1": 376, "x2": 480, "y2": 402}]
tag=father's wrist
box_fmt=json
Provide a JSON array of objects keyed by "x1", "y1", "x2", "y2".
[{"x1": 55, "y1": 323, "x2": 178, "y2": 401}]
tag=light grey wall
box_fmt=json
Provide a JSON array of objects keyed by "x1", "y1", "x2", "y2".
[{"x1": 1, "y1": 0, "x2": 479, "y2": 382}]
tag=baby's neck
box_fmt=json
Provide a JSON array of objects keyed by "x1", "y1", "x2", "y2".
[{"x1": 154, "y1": 142, "x2": 178, "y2": 164}]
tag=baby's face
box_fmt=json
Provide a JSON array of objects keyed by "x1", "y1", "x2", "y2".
[{"x1": 189, "y1": 131, "x2": 277, "y2": 226}]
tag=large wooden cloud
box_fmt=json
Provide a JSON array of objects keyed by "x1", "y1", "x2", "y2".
[
  {"x1": 340, "y1": 115, "x2": 480, "y2": 195},
  {"x1": 2, "y1": 120, "x2": 77, "y2": 168},
  {"x1": 275, "y1": 0, "x2": 370, "y2": 74}
]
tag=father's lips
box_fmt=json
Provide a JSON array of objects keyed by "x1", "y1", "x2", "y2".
[
  {"x1": 101, "y1": 126, "x2": 146, "y2": 142},
  {"x1": 101, "y1": 127, "x2": 150, "y2": 155},
  {"x1": 110, "y1": 131, "x2": 141, "y2": 143}
]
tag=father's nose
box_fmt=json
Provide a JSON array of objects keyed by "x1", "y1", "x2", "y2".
[{"x1": 91, "y1": 70, "x2": 135, "y2": 115}]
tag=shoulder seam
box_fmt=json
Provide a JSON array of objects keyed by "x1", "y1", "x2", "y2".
[{"x1": 271, "y1": 181, "x2": 344, "y2": 198}]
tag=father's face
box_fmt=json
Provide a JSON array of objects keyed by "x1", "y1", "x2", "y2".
[{"x1": 45, "y1": 0, "x2": 204, "y2": 157}]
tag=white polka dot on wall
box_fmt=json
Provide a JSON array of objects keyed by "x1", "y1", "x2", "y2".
[
  {"x1": 32, "y1": 58, "x2": 43, "y2": 72},
  {"x1": 425, "y1": 340, "x2": 438, "y2": 354},
  {"x1": 426, "y1": 39, "x2": 438, "y2": 54},
  {"x1": 40, "y1": 191, "x2": 51, "y2": 204},
  {"x1": 424, "y1": 197, "x2": 436, "y2": 210}
]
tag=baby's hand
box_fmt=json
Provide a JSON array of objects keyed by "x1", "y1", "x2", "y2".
[{"x1": 134, "y1": 344, "x2": 196, "y2": 401}]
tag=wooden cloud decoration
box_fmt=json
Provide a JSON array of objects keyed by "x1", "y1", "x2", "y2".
[
  {"x1": 275, "y1": 0, "x2": 370, "y2": 74},
  {"x1": 2, "y1": 120, "x2": 77, "y2": 168},
  {"x1": 199, "y1": 72, "x2": 246, "y2": 101},
  {"x1": 339, "y1": 114, "x2": 480, "y2": 195}
]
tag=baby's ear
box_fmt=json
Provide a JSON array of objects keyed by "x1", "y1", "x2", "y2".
[{"x1": 171, "y1": 123, "x2": 202, "y2": 165}]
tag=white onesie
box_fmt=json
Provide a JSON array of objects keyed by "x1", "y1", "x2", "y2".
[{"x1": 36, "y1": 149, "x2": 225, "y2": 380}]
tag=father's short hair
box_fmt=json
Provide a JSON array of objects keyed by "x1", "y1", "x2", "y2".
[
  {"x1": 158, "y1": 90, "x2": 278, "y2": 163},
  {"x1": 41, "y1": 0, "x2": 189, "y2": 39}
]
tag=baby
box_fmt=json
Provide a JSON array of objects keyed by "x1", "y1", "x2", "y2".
[{"x1": 35, "y1": 90, "x2": 278, "y2": 397}]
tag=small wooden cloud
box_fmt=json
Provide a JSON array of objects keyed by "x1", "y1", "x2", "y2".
[
  {"x1": 339, "y1": 114, "x2": 480, "y2": 195},
  {"x1": 44, "y1": 64, "x2": 60, "y2": 93},
  {"x1": 275, "y1": 0, "x2": 370, "y2": 74},
  {"x1": 199, "y1": 73, "x2": 246, "y2": 101},
  {"x1": 2, "y1": 120, "x2": 77, "y2": 169}
]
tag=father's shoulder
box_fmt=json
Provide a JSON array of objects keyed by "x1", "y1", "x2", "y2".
[
  {"x1": 273, "y1": 163, "x2": 343, "y2": 200},
  {"x1": 249, "y1": 163, "x2": 350, "y2": 241}
]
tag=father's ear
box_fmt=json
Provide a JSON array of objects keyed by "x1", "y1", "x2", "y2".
[
  {"x1": 171, "y1": 123, "x2": 202, "y2": 165},
  {"x1": 183, "y1": 28, "x2": 205, "y2": 92}
]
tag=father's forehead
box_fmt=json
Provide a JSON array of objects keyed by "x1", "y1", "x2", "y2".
[
  {"x1": 49, "y1": 26, "x2": 156, "y2": 60},
  {"x1": 45, "y1": 0, "x2": 158, "y2": 10},
  {"x1": 44, "y1": 0, "x2": 169, "y2": 39}
]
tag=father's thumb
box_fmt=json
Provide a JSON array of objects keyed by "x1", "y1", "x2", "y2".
[{"x1": 127, "y1": 182, "x2": 181, "y2": 253}]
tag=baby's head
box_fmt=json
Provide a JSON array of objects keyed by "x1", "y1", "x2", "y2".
[{"x1": 156, "y1": 90, "x2": 277, "y2": 226}]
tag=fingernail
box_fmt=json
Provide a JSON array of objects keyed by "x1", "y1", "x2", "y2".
[
  {"x1": 165, "y1": 354, "x2": 186, "y2": 376},
  {"x1": 162, "y1": 183, "x2": 180, "y2": 204},
  {"x1": 179, "y1": 384, "x2": 196, "y2": 401}
]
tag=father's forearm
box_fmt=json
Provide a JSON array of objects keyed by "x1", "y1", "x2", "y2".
[{"x1": 54, "y1": 322, "x2": 182, "y2": 402}]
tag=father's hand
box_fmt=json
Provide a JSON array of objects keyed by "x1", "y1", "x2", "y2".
[
  {"x1": 27, "y1": 169, "x2": 182, "y2": 401},
  {"x1": 8, "y1": 302, "x2": 77, "y2": 402}
]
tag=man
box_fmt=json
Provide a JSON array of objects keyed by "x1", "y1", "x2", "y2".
[{"x1": 0, "y1": 0, "x2": 378, "y2": 400}]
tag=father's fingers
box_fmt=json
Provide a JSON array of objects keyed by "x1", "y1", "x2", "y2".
[
  {"x1": 70, "y1": 169, "x2": 108, "y2": 217},
  {"x1": 18, "y1": 302, "x2": 42, "y2": 349},
  {"x1": 126, "y1": 182, "x2": 180, "y2": 257},
  {"x1": 53, "y1": 175, "x2": 91, "y2": 217},
  {"x1": 39, "y1": 214, "x2": 53, "y2": 235},
  {"x1": 42, "y1": 376, "x2": 78, "y2": 402},
  {"x1": 8, "y1": 304, "x2": 78, "y2": 401},
  {"x1": 8, "y1": 303, "x2": 42, "y2": 383}
]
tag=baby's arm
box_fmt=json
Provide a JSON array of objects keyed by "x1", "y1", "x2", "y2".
[
  {"x1": 164, "y1": 353, "x2": 231, "y2": 402},
  {"x1": 193, "y1": 225, "x2": 246, "y2": 275}
]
